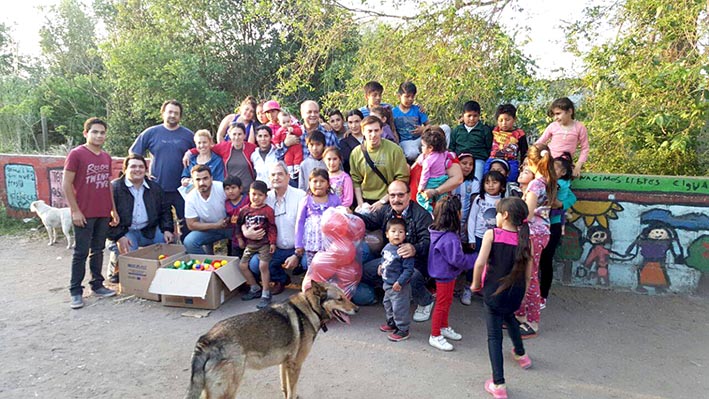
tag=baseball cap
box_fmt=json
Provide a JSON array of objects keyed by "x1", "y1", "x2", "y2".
[{"x1": 263, "y1": 100, "x2": 281, "y2": 113}]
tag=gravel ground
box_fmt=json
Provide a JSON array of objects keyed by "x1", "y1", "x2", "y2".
[{"x1": 1, "y1": 233, "x2": 707, "y2": 399}]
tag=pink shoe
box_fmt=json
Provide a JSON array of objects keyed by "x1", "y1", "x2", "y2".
[
  {"x1": 511, "y1": 348, "x2": 532, "y2": 369},
  {"x1": 485, "y1": 379, "x2": 508, "y2": 399}
]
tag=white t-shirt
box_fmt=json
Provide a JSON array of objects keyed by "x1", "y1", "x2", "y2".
[
  {"x1": 266, "y1": 186, "x2": 306, "y2": 249},
  {"x1": 185, "y1": 181, "x2": 227, "y2": 223}
]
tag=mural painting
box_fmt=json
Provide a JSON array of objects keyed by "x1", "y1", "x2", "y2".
[
  {"x1": 552, "y1": 174, "x2": 709, "y2": 295},
  {"x1": 4, "y1": 163, "x2": 38, "y2": 210},
  {"x1": 48, "y1": 168, "x2": 68, "y2": 208}
]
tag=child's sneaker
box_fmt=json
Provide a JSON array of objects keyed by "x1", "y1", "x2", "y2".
[
  {"x1": 379, "y1": 319, "x2": 396, "y2": 332},
  {"x1": 428, "y1": 335, "x2": 453, "y2": 351},
  {"x1": 387, "y1": 329, "x2": 410, "y2": 342},
  {"x1": 511, "y1": 348, "x2": 532, "y2": 369},
  {"x1": 413, "y1": 300, "x2": 434, "y2": 322},
  {"x1": 484, "y1": 379, "x2": 508, "y2": 399},
  {"x1": 460, "y1": 287, "x2": 473, "y2": 305},
  {"x1": 256, "y1": 295, "x2": 272, "y2": 309},
  {"x1": 440, "y1": 326, "x2": 462, "y2": 341},
  {"x1": 540, "y1": 297, "x2": 547, "y2": 310},
  {"x1": 242, "y1": 288, "x2": 262, "y2": 301}
]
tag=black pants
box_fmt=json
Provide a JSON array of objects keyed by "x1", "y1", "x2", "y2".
[
  {"x1": 539, "y1": 222, "x2": 562, "y2": 299},
  {"x1": 69, "y1": 217, "x2": 109, "y2": 296},
  {"x1": 164, "y1": 191, "x2": 188, "y2": 241},
  {"x1": 484, "y1": 303, "x2": 525, "y2": 385}
]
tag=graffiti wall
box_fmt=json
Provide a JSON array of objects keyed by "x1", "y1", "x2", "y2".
[
  {"x1": 554, "y1": 174, "x2": 709, "y2": 295},
  {"x1": 4, "y1": 164, "x2": 38, "y2": 210},
  {"x1": 0, "y1": 154, "x2": 125, "y2": 218}
]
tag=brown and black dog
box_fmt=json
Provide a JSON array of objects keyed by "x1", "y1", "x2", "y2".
[{"x1": 185, "y1": 281, "x2": 358, "y2": 399}]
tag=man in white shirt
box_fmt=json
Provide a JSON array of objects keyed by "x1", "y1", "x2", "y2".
[
  {"x1": 244, "y1": 161, "x2": 306, "y2": 294},
  {"x1": 183, "y1": 165, "x2": 230, "y2": 254}
]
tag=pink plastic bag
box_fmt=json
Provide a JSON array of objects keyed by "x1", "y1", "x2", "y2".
[{"x1": 302, "y1": 207, "x2": 365, "y2": 298}]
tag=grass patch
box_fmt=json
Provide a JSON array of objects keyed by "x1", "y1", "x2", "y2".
[{"x1": 0, "y1": 205, "x2": 38, "y2": 236}]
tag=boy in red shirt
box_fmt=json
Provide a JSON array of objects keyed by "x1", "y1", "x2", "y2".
[
  {"x1": 235, "y1": 180, "x2": 277, "y2": 309},
  {"x1": 63, "y1": 117, "x2": 119, "y2": 309}
]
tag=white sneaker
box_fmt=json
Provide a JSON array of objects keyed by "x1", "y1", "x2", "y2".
[
  {"x1": 460, "y1": 288, "x2": 473, "y2": 305},
  {"x1": 429, "y1": 335, "x2": 453, "y2": 351},
  {"x1": 440, "y1": 326, "x2": 462, "y2": 341},
  {"x1": 413, "y1": 301, "x2": 435, "y2": 322}
]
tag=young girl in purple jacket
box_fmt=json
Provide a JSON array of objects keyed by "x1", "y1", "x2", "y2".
[{"x1": 428, "y1": 196, "x2": 476, "y2": 351}]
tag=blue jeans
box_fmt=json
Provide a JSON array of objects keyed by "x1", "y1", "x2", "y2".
[
  {"x1": 248, "y1": 248, "x2": 303, "y2": 284},
  {"x1": 183, "y1": 228, "x2": 231, "y2": 254},
  {"x1": 474, "y1": 159, "x2": 485, "y2": 183},
  {"x1": 70, "y1": 217, "x2": 110, "y2": 296},
  {"x1": 108, "y1": 228, "x2": 165, "y2": 254}
]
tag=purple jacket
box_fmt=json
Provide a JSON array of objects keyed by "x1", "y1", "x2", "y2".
[{"x1": 427, "y1": 228, "x2": 475, "y2": 282}]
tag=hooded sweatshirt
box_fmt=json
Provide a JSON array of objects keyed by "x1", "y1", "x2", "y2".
[{"x1": 427, "y1": 228, "x2": 476, "y2": 282}]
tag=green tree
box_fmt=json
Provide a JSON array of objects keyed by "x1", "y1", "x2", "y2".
[
  {"x1": 99, "y1": 0, "x2": 357, "y2": 154},
  {"x1": 321, "y1": 1, "x2": 538, "y2": 132},
  {"x1": 568, "y1": 0, "x2": 709, "y2": 176},
  {"x1": 37, "y1": 0, "x2": 109, "y2": 145}
]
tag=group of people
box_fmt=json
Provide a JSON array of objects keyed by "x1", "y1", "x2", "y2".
[{"x1": 63, "y1": 80, "x2": 590, "y2": 398}]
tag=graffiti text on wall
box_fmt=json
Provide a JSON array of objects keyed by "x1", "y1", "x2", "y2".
[
  {"x1": 4, "y1": 164, "x2": 38, "y2": 210},
  {"x1": 574, "y1": 174, "x2": 709, "y2": 195},
  {"x1": 48, "y1": 168, "x2": 68, "y2": 208}
]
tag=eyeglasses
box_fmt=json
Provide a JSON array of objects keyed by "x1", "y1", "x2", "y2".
[{"x1": 388, "y1": 192, "x2": 407, "y2": 198}]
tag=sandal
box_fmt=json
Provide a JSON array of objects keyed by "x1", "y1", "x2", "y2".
[{"x1": 519, "y1": 322, "x2": 537, "y2": 339}]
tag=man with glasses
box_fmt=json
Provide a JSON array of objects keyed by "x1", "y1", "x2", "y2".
[
  {"x1": 244, "y1": 161, "x2": 306, "y2": 295},
  {"x1": 356, "y1": 180, "x2": 436, "y2": 322}
]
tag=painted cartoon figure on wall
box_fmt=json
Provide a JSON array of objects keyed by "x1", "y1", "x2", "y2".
[
  {"x1": 624, "y1": 222, "x2": 684, "y2": 293},
  {"x1": 581, "y1": 226, "x2": 617, "y2": 286}
]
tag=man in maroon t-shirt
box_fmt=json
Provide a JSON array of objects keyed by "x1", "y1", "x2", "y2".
[{"x1": 62, "y1": 117, "x2": 119, "y2": 309}]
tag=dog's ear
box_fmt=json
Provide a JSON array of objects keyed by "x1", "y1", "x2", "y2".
[{"x1": 310, "y1": 281, "x2": 328, "y2": 300}]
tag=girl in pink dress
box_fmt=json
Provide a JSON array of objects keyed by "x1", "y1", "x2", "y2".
[{"x1": 295, "y1": 168, "x2": 342, "y2": 268}]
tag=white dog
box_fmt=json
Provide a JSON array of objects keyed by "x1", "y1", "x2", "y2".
[{"x1": 29, "y1": 200, "x2": 74, "y2": 249}]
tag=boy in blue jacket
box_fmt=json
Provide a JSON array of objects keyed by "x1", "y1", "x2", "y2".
[{"x1": 378, "y1": 218, "x2": 415, "y2": 342}]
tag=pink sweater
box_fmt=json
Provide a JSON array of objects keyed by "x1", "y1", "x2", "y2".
[{"x1": 535, "y1": 121, "x2": 589, "y2": 166}]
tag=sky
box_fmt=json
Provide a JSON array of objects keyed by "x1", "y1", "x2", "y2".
[{"x1": 1, "y1": 0, "x2": 598, "y2": 79}]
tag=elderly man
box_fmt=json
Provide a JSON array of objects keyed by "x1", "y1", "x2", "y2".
[
  {"x1": 356, "y1": 180, "x2": 436, "y2": 322},
  {"x1": 245, "y1": 161, "x2": 306, "y2": 294},
  {"x1": 182, "y1": 165, "x2": 231, "y2": 254},
  {"x1": 349, "y1": 115, "x2": 410, "y2": 209},
  {"x1": 107, "y1": 154, "x2": 175, "y2": 282},
  {"x1": 282, "y1": 100, "x2": 339, "y2": 160}
]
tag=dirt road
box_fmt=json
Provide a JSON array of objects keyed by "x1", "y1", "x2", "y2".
[{"x1": 1, "y1": 233, "x2": 707, "y2": 398}]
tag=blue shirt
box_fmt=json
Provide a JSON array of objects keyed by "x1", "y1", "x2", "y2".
[
  {"x1": 359, "y1": 103, "x2": 391, "y2": 118},
  {"x1": 392, "y1": 105, "x2": 428, "y2": 142},
  {"x1": 181, "y1": 152, "x2": 225, "y2": 182},
  {"x1": 129, "y1": 124, "x2": 195, "y2": 192},
  {"x1": 125, "y1": 177, "x2": 150, "y2": 230}
]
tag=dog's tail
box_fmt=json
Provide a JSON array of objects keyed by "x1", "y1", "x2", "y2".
[{"x1": 185, "y1": 337, "x2": 212, "y2": 399}]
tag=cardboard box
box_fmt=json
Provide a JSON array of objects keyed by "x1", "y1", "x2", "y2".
[
  {"x1": 148, "y1": 254, "x2": 245, "y2": 310},
  {"x1": 118, "y1": 244, "x2": 186, "y2": 301}
]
